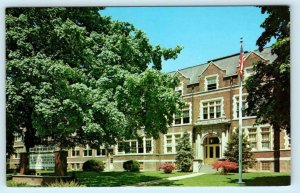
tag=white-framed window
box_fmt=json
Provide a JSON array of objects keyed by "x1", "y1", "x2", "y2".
[
  {"x1": 201, "y1": 99, "x2": 222, "y2": 120},
  {"x1": 261, "y1": 127, "x2": 271, "y2": 150},
  {"x1": 117, "y1": 137, "x2": 153, "y2": 155},
  {"x1": 83, "y1": 145, "x2": 93, "y2": 157},
  {"x1": 71, "y1": 147, "x2": 80, "y2": 157},
  {"x1": 14, "y1": 133, "x2": 23, "y2": 142},
  {"x1": 244, "y1": 67, "x2": 255, "y2": 79},
  {"x1": 233, "y1": 94, "x2": 256, "y2": 119},
  {"x1": 13, "y1": 147, "x2": 25, "y2": 159},
  {"x1": 96, "y1": 147, "x2": 106, "y2": 157},
  {"x1": 175, "y1": 82, "x2": 183, "y2": 95},
  {"x1": 70, "y1": 163, "x2": 81, "y2": 171},
  {"x1": 248, "y1": 128, "x2": 257, "y2": 150},
  {"x1": 164, "y1": 132, "x2": 192, "y2": 154},
  {"x1": 174, "y1": 103, "x2": 192, "y2": 125},
  {"x1": 205, "y1": 75, "x2": 218, "y2": 91}
]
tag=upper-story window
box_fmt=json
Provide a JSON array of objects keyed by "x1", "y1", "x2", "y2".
[
  {"x1": 261, "y1": 127, "x2": 271, "y2": 150},
  {"x1": 71, "y1": 147, "x2": 80, "y2": 157},
  {"x1": 244, "y1": 67, "x2": 254, "y2": 79},
  {"x1": 202, "y1": 99, "x2": 222, "y2": 120},
  {"x1": 174, "y1": 103, "x2": 191, "y2": 125},
  {"x1": 205, "y1": 75, "x2": 218, "y2": 91},
  {"x1": 96, "y1": 147, "x2": 106, "y2": 157},
  {"x1": 117, "y1": 137, "x2": 153, "y2": 155},
  {"x1": 175, "y1": 82, "x2": 183, "y2": 95},
  {"x1": 14, "y1": 133, "x2": 23, "y2": 142},
  {"x1": 83, "y1": 145, "x2": 93, "y2": 157},
  {"x1": 234, "y1": 95, "x2": 256, "y2": 119}
]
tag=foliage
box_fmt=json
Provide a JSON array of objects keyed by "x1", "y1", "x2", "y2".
[
  {"x1": 6, "y1": 7, "x2": 183, "y2": 156},
  {"x1": 175, "y1": 132, "x2": 194, "y2": 172},
  {"x1": 123, "y1": 160, "x2": 140, "y2": 172},
  {"x1": 212, "y1": 160, "x2": 238, "y2": 174},
  {"x1": 82, "y1": 159, "x2": 105, "y2": 172},
  {"x1": 223, "y1": 129, "x2": 255, "y2": 172},
  {"x1": 159, "y1": 163, "x2": 176, "y2": 174},
  {"x1": 47, "y1": 180, "x2": 86, "y2": 187},
  {"x1": 246, "y1": 6, "x2": 290, "y2": 135}
]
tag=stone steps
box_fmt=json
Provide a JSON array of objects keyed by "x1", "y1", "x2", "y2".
[{"x1": 199, "y1": 164, "x2": 217, "y2": 173}]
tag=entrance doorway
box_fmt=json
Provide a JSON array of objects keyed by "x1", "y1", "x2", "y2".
[{"x1": 204, "y1": 136, "x2": 221, "y2": 164}]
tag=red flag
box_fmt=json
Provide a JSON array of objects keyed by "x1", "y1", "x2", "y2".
[{"x1": 238, "y1": 44, "x2": 245, "y2": 77}]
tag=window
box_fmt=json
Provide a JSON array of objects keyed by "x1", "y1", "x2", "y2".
[
  {"x1": 71, "y1": 148, "x2": 80, "y2": 157},
  {"x1": 234, "y1": 95, "x2": 256, "y2": 119},
  {"x1": 166, "y1": 135, "x2": 173, "y2": 153},
  {"x1": 248, "y1": 128, "x2": 257, "y2": 149},
  {"x1": 244, "y1": 67, "x2": 254, "y2": 79},
  {"x1": 174, "y1": 103, "x2": 191, "y2": 125},
  {"x1": 202, "y1": 100, "x2": 222, "y2": 120},
  {"x1": 96, "y1": 148, "x2": 106, "y2": 157},
  {"x1": 14, "y1": 134, "x2": 23, "y2": 142},
  {"x1": 261, "y1": 127, "x2": 271, "y2": 149},
  {"x1": 175, "y1": 82, "x2": 183, "y2": 95},
  {"x1": 164, "y1": 133, "x2": 191, "y2": 154},
  {"x1": 83, "y1": 146, "x2": 93, "y2": 157},
  {"x1": 71, "y1": 163, "x2": 81, "y2": 171},
  {"x1": 261, "y1": 161, "x2": 270, "y2": 171},
  {"x1": 206, "y1": 76, "x2": 217, "y2": 90},
  {"x1": 117, "y1": 138, "x2": 152, "y2": 154},
  {"x1": 13, "y1": 147, "x2": 24, "y2": 159}
]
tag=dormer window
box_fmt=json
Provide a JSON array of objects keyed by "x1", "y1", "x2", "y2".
[{"x1": 206, "y1": 75, "x2": 218, "y2": 91}]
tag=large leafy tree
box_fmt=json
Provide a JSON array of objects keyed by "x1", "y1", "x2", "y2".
[
  {"x1": 245, "y1": 6, "x2": 290, "y2": 172},
  {"x1": 6, "y1": 8, "x2": 183, "y2": 157}
]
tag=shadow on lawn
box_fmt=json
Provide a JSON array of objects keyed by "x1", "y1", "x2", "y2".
[
  {"x1": 226, "y1": 174, "x2": 290, "y2": 186},
  {"x1": 72, "y1": 171, "x2": 172, "y2": 187}
]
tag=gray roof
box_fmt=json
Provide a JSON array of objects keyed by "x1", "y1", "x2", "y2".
[{"x1": 169, "y1": 47, "x2": 276, "y2": 84}]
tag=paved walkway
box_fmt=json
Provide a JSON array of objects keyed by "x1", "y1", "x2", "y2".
[{"x1": 127, "y1": 173, "x2": 206, "y2": 187}]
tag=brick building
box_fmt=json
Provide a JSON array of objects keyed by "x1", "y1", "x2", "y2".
[{"x1": 9, "y1": 47, "x2": 291, "y2": 172}]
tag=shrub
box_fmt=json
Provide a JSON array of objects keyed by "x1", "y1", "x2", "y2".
[
  {"x1": 47, "y1": 180, "x2": 86, "y2": 187},
  {"x1": 175, "y1": 132, "x2": 194, "y2": 172},
  {"x1": 159, "y1": 163, "x2": 176, "y2": 174},
  {"x1": 212, "y1": 160, "x2": 238, "y2": 174},
  {"x1": 123, "y1": 160, "x2": 140, "y2": 172},
  {"x1": 82, "y1": 159, "x2": 105, "y2": 172}
]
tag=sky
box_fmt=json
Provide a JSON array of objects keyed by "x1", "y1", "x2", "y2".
[{"x1": 101, "y1": 6, "x2": 274, "y2": 72}]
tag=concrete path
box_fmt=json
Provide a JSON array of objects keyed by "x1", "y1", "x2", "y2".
[
  {"x1": 127, "y1": 173, "x2": 206, "y2": 187},
  {"x1": 166, "y1": 172, "x2": 205, "y2": 181}
]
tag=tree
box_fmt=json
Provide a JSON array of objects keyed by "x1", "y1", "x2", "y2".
[
  {"x1": 245, "y1": 6, "x2": 290, "y2": 172},
  {"x1": 175, "y1": 132, "x2": 194, "y2": 172},
  {"x1": 6, "y1": 8, "x2": 183, "y2": 174},
  {"x1": 223, "y1": 129, "x2": 255, "y2": 172}
]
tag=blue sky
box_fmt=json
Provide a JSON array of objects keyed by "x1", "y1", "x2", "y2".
[{"x1": 101, "y1": 6, "x2": 273, "y2": 72}]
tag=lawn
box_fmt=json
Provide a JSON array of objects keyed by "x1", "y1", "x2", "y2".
[
  {"x1": 148, "y1": 172, "x2": 291, "y2": 186},
  {"x1": 73, "y1": 171, "x2": 191, "y2": 187},
  {"x1": 6, "y1": 171, "x2": 290, "y2": 187}
]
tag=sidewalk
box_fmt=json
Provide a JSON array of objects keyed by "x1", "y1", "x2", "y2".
[{"x1": 128, "y1": 173, "x2": 206, "y2": 186}]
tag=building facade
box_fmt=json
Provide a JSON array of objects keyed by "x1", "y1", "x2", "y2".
[{"x1": 9, "y1": 47, "x2": 291, "y2": 172}]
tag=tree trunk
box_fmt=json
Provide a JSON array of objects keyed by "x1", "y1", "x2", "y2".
[
  {"x1": 54, "y1": 151, "x2": 68, "y2": 176},
  {"x1": 19, "y1": 152, "x2": 29, "y2": 174},
  {"x1": 273, "y1": 126, "x2": 280, "y2": 172}
]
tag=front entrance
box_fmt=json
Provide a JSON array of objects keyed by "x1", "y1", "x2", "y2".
[{"x1": 204, "y1": 136, "x2": 221, "y2": 164}]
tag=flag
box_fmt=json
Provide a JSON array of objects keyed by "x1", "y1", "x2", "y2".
[{"x1": 238, "y1": 43, "x2": 245, "y2": 78}]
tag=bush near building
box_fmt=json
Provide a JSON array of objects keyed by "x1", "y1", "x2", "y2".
[
  {"x1": 123, "y1": 160, "x2": 140, "y2": 172},
  {"x1": 224, "y1": 129, "x2": 255, "y2": 171},
  {"x1": 159, "y1": 163, "x2": 176, "y2": 174},
  {"x1": 175, "y1": 132, "x2": 194, "y2": 172},
  {"x1": 212, "y1": 160, "x2": 238, "y2": 174},
  {"x1": 82, "y1": 159, "x2": 105, "y2": 172}
]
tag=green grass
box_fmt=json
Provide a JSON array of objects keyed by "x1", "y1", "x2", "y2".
[
  {"x1": 6, "y1": 171, "x2": 290, "y2": 187},
  {"x1": 73, "y1": 171, "x2": 191, "y2": 187},
  {"x1": 149, "y1": 172, "x2": 291, "y2": 186}
]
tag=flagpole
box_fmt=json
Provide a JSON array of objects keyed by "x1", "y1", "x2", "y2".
[{"x1": 238, "y1": 37, "x2": 244, "y2": 184}]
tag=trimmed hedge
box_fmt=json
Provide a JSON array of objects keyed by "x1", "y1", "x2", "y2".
[
  {"x1": 123, "y1": 160, "x2": 140, "y2": 172},
  {"x1": 82, "y1": 159, "x2": 105, "y2": 172}
]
